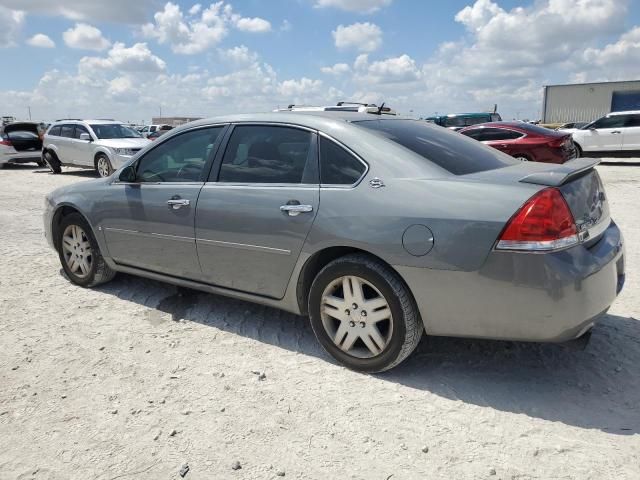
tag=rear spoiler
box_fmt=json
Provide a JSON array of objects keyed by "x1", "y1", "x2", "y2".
[{"x1": 519, "y1": 158, "x2": 600, "y2": 187}]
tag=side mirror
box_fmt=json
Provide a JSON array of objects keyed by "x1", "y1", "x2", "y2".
[
  {"x1": 119, "y1": 165, "x2": 137, "y2": 183},
  {"x1": 79, "y1": 133, "x2": 92, "y2": 141}
]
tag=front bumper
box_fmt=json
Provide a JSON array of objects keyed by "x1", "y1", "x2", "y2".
[{"x1": 397, "y1": 221, "x2": 625, "y2": 342}]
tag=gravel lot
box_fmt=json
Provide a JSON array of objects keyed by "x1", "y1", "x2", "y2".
[{"x1": 1, "y1": 162, "x2": 639, "y2": 480}]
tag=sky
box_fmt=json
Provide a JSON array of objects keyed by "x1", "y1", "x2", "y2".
[{"x1": 1, "y1": 0, "x2": 639, "y2": 123}]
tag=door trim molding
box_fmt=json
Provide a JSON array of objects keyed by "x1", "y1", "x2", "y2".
[{"x1": 197, "y1": 238, "x2": 291, "y2": 255}]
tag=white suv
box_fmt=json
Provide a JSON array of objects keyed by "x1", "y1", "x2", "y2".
[
  {"x1": 571, "y1": 110, "x2": 640, "y2": 156},
  {"x1": 42, "y1": 119, "x2": 150, "y2": 177}
]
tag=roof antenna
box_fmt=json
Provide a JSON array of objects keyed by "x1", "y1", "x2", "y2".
[{"x1": 376, "y1": 102, "x2": 386, "y2": 115}]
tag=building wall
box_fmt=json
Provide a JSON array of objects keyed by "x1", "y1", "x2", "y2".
[
  {"x1": 151, "y1": 116, "x2": 202, "y2": 127},
  {"x1": 542, "y1": 81, "x2": 640, "y2": 123}
]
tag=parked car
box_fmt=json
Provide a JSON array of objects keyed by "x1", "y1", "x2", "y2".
[
  {"x1": 570, "y1": 110, "x2": 640, "y2": 156},
  {"x1": 557, "y1": 121, "x2": 588, "y2": 131},
  {"x1": 139, "y1": 124, "x2": 173, "y2": 138},
  {"x1": 147, "y1": 129, "x2": 172, "y2": 141},
  {"x1": 424, "y1": 112, "x2": 502, "y2": 131},
  {"x1": 43, "y1": 112, "x2": 624, "y2": 372},
  {"x1": 0, "y1": 122, "x2": 44, "y2": 168},
  {"x1": 42, "y1": 120, "x2": 151, "y2": 177},
  {"x1": 460, "y1": 122, "x2": 578, "y2": 163}
]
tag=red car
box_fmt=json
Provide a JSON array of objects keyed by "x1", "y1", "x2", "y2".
[{"x1": 459, "y1": 122, "x2": 577, "y2": 163}]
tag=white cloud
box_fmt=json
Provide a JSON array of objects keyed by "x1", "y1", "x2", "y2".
[
  {"x1": 0, "y1": 0, "x2": 156, "y2": 23},
  {"x1": 27, "y1": 33, "x2": 55, "y2": 48},
  {"x1": 579, "y1": 26, "x2": 640, "y2": 76},
  {"x1": 278, "y1": 77, "x2": 323, "y2": 97},
  {"x1": 0, "y1": 6, "x2": 24, "y2": 48},
  {"x1": 142, "y1": 2, "x2": 272, "y2": 55},
  {"x1": 79, "y1": 42, "x2": 166, "y2": 74},
  {"x1": 235, "y1": 17, "x2": 271, "y2": 33},
  {"x1": 366, "y1": 54, "x2": 421, "y2": 84},
  {"x1": 219, "y1": 45, "x2": 258, "y2": 64},
  {"x1": 280, "y1": 19, "x2": 292, "y2": 32},
  {"x1": 321, "y1": 63, "x2": 350, "y2": 75},
  {"x1": 314, "y1": 0, "x2": 392, "y2": 14},
  {"x1": 333, "y1": 22, "x2": 382, "y2": 52},
  {"x1": 189, "y1": 4, "x2": 202, "y2": 15},
  {"x1": 63, "y1": 23, "x2": 111, "y2": 51}
]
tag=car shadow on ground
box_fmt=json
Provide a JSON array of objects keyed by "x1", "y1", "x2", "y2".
[
  {"x1": 94, "y1": 272, "x2": 640, "y2": 436},
  {"x1": 31, "y1": 167, "x2": 98, "y2": 178}
]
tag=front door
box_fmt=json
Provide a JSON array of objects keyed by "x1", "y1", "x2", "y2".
[
  {"x1": 195, "y1": 124, "x2": 319, "y2": 298},
  {"x1": 99, "y1": 126, "x2": 226, "y2": 278},
  {"x1": 581, "y1": 114, "x2": 626, "y2": 151},
  {"x1": 621, "y1": 113, "x2": 640, "y2": 151}
]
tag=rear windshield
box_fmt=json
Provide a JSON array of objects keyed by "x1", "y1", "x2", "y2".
[
  {"x1": 444, "y1": 115, "x2": 491, "y2": 127},
  {"x1": 354, "y1": 119, "x2": 518, "y2": 175},
  {"x1": 511, "y1": 123, "x2": 563, "y2": 136}
]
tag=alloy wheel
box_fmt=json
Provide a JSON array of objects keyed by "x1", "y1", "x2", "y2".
[
  {"x1": 515, "y1": 156, "x2": 529, "y2": 162},
  {"x1": 97, "y1": 157, "x2": 111, "y2": 177},
  {"x1": 61, "y1": 224, "x2": 93, "y2": 278},
  {"x1": 320, "y1": 275, "x2": 393, "y2": 358}
]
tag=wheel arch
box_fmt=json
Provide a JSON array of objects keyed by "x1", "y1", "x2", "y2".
[
  {"x1": 93, "y1": 149, "x2": 111, "y2": 167},
  {"x1": 51, "y1": 204, "x2": 93, "y2": 252},
  {"x1": 295, "y1": 246, "x2": 411, "y2": 315}
]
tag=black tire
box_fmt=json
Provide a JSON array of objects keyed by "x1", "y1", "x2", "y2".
[
  {"x1": 43, "y1": 151, "x2": 61, "y2": 174},
  {"x1": 574, "y1": 143, "x2": 583, "y2": 158},
  {"x1": 308, "y1": 254, "x2": 423, "y2": 373},
  {"x1": 95, "y1": 154, "x2": 113, "y2": 177},
  {"x1": 57, "y1": 212, "x2": 116, "y2": 288},
  {"x1": 36, "y1": 159, "x2": 46, "y2": 167}
]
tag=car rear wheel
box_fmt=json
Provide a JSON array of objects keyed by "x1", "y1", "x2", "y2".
[
  {"x1": 574, "y1": 143, "x2": 583, "y2": 158},
  {"x1": 96, "y1": 154, "x2": 113, "y2": 178},
  {"x1": 308, "y1": 254, "x2": 423, "y2": 373},
  {"x1": 514, "y1": 155, "x2": 530, "y2": 162},
  {"x1": 43, "y1": 151, "x2": 61, "y2": 174},
  {"x1": 57, "y1": 213, "x2": 116, "y2": 287}
]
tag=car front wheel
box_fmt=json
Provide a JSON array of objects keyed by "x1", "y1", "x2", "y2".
[
  {"x1": 57, "y1": 213, "x2": 116, "y2": 287},
  {"x1": 43, "y1": 151, "x2": 61, "y2": 174},
  {"x1": 96, "y1": 154, "x2": 113, "y2": 177},
  {"x1": 308, "y1": 254, "x2": 423, "y2": 373}
]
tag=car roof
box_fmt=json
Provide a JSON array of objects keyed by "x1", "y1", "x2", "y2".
[
  {"x1": 607, "y1": 110, "x2": 640, "y2": 116},
  {"x1": 52, "y1": 119, "x2": 122, "y2": 125}
]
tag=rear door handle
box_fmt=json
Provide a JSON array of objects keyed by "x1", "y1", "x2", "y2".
[
  {"x1": 167, "y1": 198, "x2": 190, "y2": 209},
  {"x1": 280, "y1": 204, "x2": 313, "y2": 216},
  {"x1": 611, "y1": 131, "x2": 622, "y2": 134}
]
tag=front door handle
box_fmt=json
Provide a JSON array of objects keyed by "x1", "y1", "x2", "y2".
[
  {"x1": 167, "y1": 198, "x2": 190, "y2": 209},
  {"x1": 280, "y1": 204, "x2": 313, "y2": 216},
  {"x1": 611, "y1": 131, "x2": 622, "y2": 134}
]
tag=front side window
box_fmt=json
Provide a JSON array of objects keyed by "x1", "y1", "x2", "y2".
[
  {"x1": 591, "y1": 115, "x2": 627, "y2": 129},
  {"x1": 73, "y1": 125, "x2": 90, "y2": 139},
  {"x1": 320, "y1": 136, "x2": 366, "y2": 185},
  {"x1": 60, "y1": 125, "x2": 75, "y2": 138},
  {"x1": 218, "y1": 125, "x2": 316, "y2": 184},
  {"x1": 136, "y1": 126, "x2": 224, "y2": 183},
  {"x1": 48, "y1": 125, "x2": 62, "y2": 136},
  {"x1": 90, "y1": 124, "x2": 141, "y2": 139}
]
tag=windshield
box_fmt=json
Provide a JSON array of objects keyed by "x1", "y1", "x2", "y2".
[
  {"x1": 354, "y1": 119, "x2": 518, "y2": 175},
  {"x1": 90, "y1": 124, "x2": 141, "y2": 139}
]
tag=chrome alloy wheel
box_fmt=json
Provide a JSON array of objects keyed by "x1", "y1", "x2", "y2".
[
  {"x1": 515, "y1": 156, "x2": 529, "y2": 162},
  {"x1": 61, "y1": 224, "x2": 93, "y2": 278},
  {"x1": 97, "y1": 157, "x2": 111, "y2": 177},
  {"x1": 320, "y1": 275, "x2": 393, "y2": 358}
]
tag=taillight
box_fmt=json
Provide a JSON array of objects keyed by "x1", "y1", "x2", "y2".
[
  {"x1": 548, "y1": 136, "x2": 570, "y2": 148},
  {"x1": 496, "y1": 188, "x2": 578, "y2": 251},
  {"x1": 0, "y1": 137, "x2": 11, "y2": 146}
]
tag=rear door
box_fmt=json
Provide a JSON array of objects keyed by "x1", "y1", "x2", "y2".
[
  {"x1": 195, "y1": 124, "x2": 319, "y2": 298},
  {"x1": 621, "y1": 114, "x2": 640, "y2": 151},
  {"x1": 100, "y1": 126, "x2": 226, "y2": 278}
]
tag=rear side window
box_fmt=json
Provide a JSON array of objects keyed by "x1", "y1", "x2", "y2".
[
  {"x1": 625, "y1": 114, "x2": 640, "y2": 127},
  {"x1": 319, "y1": 136, "x2": 366, "y2": 185},
  {"x1": 461, "y1": 128, "x2": 523, "y2": 141},
  {"x1": 218, "y1": 125, "x2": 317, "y2": 184},
  {"x1": 48, "y1": 125, "x2": 62, "y2": 136},
  {"x1": 355, "y1": 119, "x2": 518, "y2": 176},
  {"x1": 60, "y1": 125, "x2": 75, "y2": 138}
]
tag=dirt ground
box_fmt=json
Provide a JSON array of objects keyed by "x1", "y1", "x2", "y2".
[{"x1": 0, "y1": 162, "x2": 639, "y2": 480}]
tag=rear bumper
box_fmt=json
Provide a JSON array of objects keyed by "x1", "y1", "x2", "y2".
[
  {"x1": 397, "y1": 221, "x2": 625, "y2": 342},
  {"x1": 0, "y1": 151, "x2": 42, "y2": 165}
]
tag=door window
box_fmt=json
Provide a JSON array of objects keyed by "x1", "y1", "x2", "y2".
[
  {"x1": 319, "y1": 136, "x2": 366, "y2": 185},
  {"x1": 60, "y1": 124, "x2": 75, "y2": 138},
  {"x1": 591, "y1": 115, "x2": 627, "y2": 129},
  {"x1": 73, "y1": 125, "x2": 90, "y2": 139},
  {"x1": 48, "y1": 125, "x2": 62, "y2": 136},
  {"x1": 218, "y1": 125, "x2": 317, "y2": 184},
  {"x1": 624, "y1": 114, "x2": 640, "y2": 127},
  {"x1": 136, "y1": 126, "x2": 224, "y2": 183},
  {"x1": 461, "y1": 128, "x2": 522, "y2": 141}
]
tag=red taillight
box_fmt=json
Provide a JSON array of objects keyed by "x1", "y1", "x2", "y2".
[
  {"x1": 0, "y1": 138, "x2": 11, "y2": 146},
  {"x1": 548, "y1": 136, "x2": 570, "y2": 148},
  {"x1": 496, "y1": 188, "x2": 578, "y2": 251}
]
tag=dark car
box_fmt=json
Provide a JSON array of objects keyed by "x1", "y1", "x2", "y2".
[
  {"x1": 459, "y1": 122, "x2": 577, "y2": 163},
  {"x1": 0, "y1": 122, "x2": 44, "y2": 167},
  {"x1": 148, "y1": 129, "x2": 171, "y2": 141},
  {"x1": 424, "y1": 112, "x2": 502, "y2": 131}
]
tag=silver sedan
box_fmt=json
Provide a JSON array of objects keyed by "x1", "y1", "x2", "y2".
[{"x1": 43, "y1": 112, "x2": 625, "y2": 372}]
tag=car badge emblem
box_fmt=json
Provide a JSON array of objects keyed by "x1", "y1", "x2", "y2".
[{"x1": 369, "y1": 177, "x2": 385, "y2": 188}]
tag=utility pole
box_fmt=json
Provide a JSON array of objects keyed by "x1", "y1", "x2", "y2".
[
  {"x1": 159, "y1": 105, "x2": 162, "y2": 119},
  {"x1": 28, "y1": 106, "x2": 32, "y2": 120}
]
